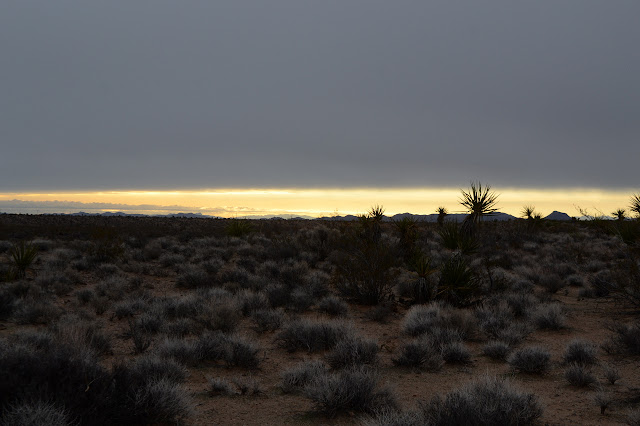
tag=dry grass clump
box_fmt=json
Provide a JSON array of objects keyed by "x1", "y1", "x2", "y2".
[
  {"x1": 564, "y1": 363, "x2": 597, "y2": 387},
  {"x1": 275, "y1": 318, "x2": 353, "y2": 352},
  {"x1": 532, "y1": 303, "x2": 566, "y2": 330},
  {"x1": 365, "y1": 375, "x2": 543, "y2": 426},
  {"x1": 563, "y1": 339, "x2": 598, "y2": 365},
  {"x1": 482, "y1": 340, "x2": 512, "y2": 361},
  {"x1": 281, "y1": 360, "x2": 329, "y2": 394},
  {"x1": 303, "y1": 366, "x2": 398, "y2": 418},
  {"x1": 325, "y1": 337, "x2": 379, "y2": 369},
  {"x1": 392, "y1": 337, "x2": 444, "y2": 371},
  {"x1": 508, "y1": 346, "x2": 551, "y2": 374}
]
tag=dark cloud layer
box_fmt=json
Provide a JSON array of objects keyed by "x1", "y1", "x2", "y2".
[{"x1": 2, "y1": 1, "x2": 639, "y2": 191}]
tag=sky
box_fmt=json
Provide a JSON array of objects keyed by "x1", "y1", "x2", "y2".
[{"x1": 1, "y1": 1, "x2": 639, "y2": 217}]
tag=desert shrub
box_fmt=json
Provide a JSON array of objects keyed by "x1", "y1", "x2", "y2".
[
  {"x1": 422, "y1": 375, "x2": 543, "y2": 425},
  {"x1": 0, "y1": 341, "x2": 111, "y2": 425},
  {"x1": 403, "y1": 302, "x2": 476, "y2": 341},
  {"x1": 441, "y1": 341, "x2": 472, "y2": 364},
  {"x1": 475, "y1": 301, "x2": 514, "y2": 339},
  {"x1": 113, "y1": 297, "x2": 147, "y2": 319},
  {"x1": 197, "y1": 302, "x2": 241, "y2": 333},
  {"x1": 52, "y1": 316, "x2": 112, "y2": 356},
  {"x1": 134, "y1": 310, "x2": 164, "y2": 335},
  {"x1": 325, "y1": 337, "x2": 379, "y2": 369},
  {"x1": 194, "y1": 331, "x2": 229, "y2": 362},
  {"x1": 532, "y1": 303, "x2": 566, "y2": 330},
  {"x1": 333, "y1": 229, "x2": 399, "y2": 305},
  {"x1": 251, "y1": 308, "x2": 284, "y2": 332},
  {"x1": 275, "y1": 319, "x2": 353, "y2": 352},
  {"x1": 225, "y1": 219, "x2": 253, "y2": 237},
  {"x1": 564, "y1": 363, "x2": 597, "y2": 387},
  {"x1": 35, "y1": 271, "x2": 73, "y2": 296},
  {"x1": 317, "y1": 295, "x2": 349, "y2": 317},
  {"x1": 2, "y1": 400, "x2": 71, "y2": 426},
  {"x1": 12, "y1": 297, "x2": 61, "y2": 325},
  {"x1": 281, "y1": 360, "x2": 328, "y2": 394},
  {"x1": 207, "y1": 377, "x2": 236, "y2": 396},
  {"x1": 437, "y1": 254, "x2": 479, "y2": 306},
  {"x1": 224, "y1": 335, "x2": 260, "y2": 368},
  {"x1": 124, "y1": 378, "x2": 192, "y2": 424},
  {"x1": 563, "y1": 339, "x2": 598, "y2": 365},
  {"x1": 402, "y1": 302, "x2": 447, "y2": 336},
  {"x1": 155, "y1": 338, "x2": 200, "y2": 366},
  {"x1": 628, "y1": 408, "x2": 640, "y2": 425},
  {"x1": 505, "y1": 292, "x2": 538, "y2": 318},
  {"x1": 604, "y1": 322, "x2": 640, "y2": 354},
  {"x1": 94, "y1": 275, "x2": 131, "y2": 301},
  {"x1": 438, "y1": 222, "x2": 478, "y2": 254},
  {"x1": 74, "y1": 287, "x2": 96, "y2": 304},
  {"x1": 495, "y1": 322, "x2": 532, "y2": 346},
  {"x1": 129, "y1": 355, "x2": 188, "y2": 384},
  {"x1": 594, "y1": 391, "x2": 612, "y2": 415},
  {"x1": 565, "y1": 274, "x2": 585, "y2": 287},
  {"x1": 508, "y1": 346, "x2": 551, "y2": 374},
  {"x1": 176, "y1": 264, "x2": 210, "y2": 288},
  {"x1": 158, "y1": 253, "x2": 186, "y2": 268},
  {"x1": 303, "y1": 366, "x2": 398, "y2": 418},
  {"x1": 392, "y1": 338, "x2": 444, "y2": 371},
  {"x1": 603, "y1": 364, "x2": 621, "y2": 384},
  {"x1": 237, "y1": 289, "x2": 269, "y2": 316},
  {"x1": 94, "y1": 262, "x2": 121, "y2": 278},
  {"x1": 264, "y1": 282, "x2": 291, "y2": 308},
  {"x1": 537, "y1": 272, "x2": 565, "y2": 294},
  {"x1": 288, "y1": 287, "x2": 315, "y2": 313},
  {"x1": 482, "y1": 341, "x2": 511, "y2": 361},
  {"x1": 362, "y1": 410, "x2": 424, "y2": 426},
  {"x1": 8, "y1": 241, "x2": 38, "y2": 280}
]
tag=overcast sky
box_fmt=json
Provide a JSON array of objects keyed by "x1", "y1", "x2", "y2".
[{"x1": 2, "y1": 1, "x2": 639, "y2": 192}]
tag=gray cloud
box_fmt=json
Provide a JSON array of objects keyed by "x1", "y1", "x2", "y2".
[{"x1": 1, "y1": 1, "x2": 639, "y2": 191}]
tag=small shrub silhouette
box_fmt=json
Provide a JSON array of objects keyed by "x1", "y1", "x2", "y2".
[
  {"x1": 325, "y1": 337, "x2": 378, "y2": 369},
  {"x1": 303, "y1": 366, "x2": 398, "y2": 418},
  {"x1": 281, "y1": 360, "x2": 328, "y2": 394},
  {"x1": 423, "y1": 375, "x2": 542, "y2": 425},
  {"x1": 564, "y1": 363, "x2": 597, "y2": 387},
  {"x1": 563, "y1": 340, "x2": 598, "y2": 365},
  {"x1": 508, "y1": 346, "x2": 551, "y2": 374}
]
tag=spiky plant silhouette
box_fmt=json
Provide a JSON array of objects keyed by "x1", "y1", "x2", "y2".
[
  {"x1": 522, "y1": 205, "x2": 536, "y2": 220},
  {"x1": 459, "y1": 182, "x2": 499, "y2": 237},
  {"x1": 436, "y1": 206, "x2": 448, "y2": 226},
  {"x1": 630, "y1": 194, "x2": 640, "y2": 218},
  {"x1": 612, "y1": 209, "x2": 627, "y2": 221}
]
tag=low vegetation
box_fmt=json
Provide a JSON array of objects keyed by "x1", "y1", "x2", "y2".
[{"x1": 0, "y1": 187, "x2": 639, "y2": 423}]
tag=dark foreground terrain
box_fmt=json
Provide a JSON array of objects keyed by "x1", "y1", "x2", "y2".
[{"x1": 1, "y1": 213, "x2": 640, "y2": 425}]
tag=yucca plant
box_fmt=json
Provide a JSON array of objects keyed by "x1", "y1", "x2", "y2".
[
  {"x1": 437, "y1": 253, "x2": 479, "y2": 306},
  {"x1": 630, "y1": 194, "x2": 640, "y2": 218},
  {"x1": 612, "y1": 208, "x2": 627, "y2": 221},
  {"x1": 225, "y1": 219, "x2": 253, "y2": 237},
  {"x1": 522, "y1": 205, "x2": 536, "y2": 220},
  {"x1": 436, "y1": 206, "x2": 448, "y2": 226},
  {"x1": 459, "y1": 182, "x2": 499, "y2": 237},
  {"x1": 394, "y1": 216, "x2": 418, "y2": 259},
  {"x1": 408, "y1": 253, "x2": 437, "y2": 303},
  {"x1": 358, "y1": 205, "x2": 385, "y2": 243},
  {"x1": 9, "y1": 241, "x2": 38, "y2": 279},
  {"x1": 438, "y1": 222, "x2": 478, "y2": 254}
]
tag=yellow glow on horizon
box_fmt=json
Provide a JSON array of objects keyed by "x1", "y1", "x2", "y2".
[{"x1": 0, "y1": 187, "x2": 636, "y2": 218}]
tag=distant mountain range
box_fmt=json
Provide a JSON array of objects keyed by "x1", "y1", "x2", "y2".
[{"x1": 37, "y1": 210, "x2": 576, "y2": 221}]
